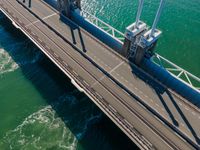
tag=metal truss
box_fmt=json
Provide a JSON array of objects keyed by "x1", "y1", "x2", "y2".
[{"x1": 152, "y1": 54, "x2": 200, "y2": 92}]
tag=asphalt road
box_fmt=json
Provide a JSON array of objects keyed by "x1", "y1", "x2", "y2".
[{"x1": 0, "y1": 0, "x2": 200, "y2": 149}]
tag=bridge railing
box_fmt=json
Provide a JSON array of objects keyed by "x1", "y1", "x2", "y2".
[
  {"x1": 81, "y1": 10, "x2": 125, "y2": 43},
  {"x1": 81, "y1": 10, "x2": 200, "y2": 92},
  {"x1": 152, "y1": 54, "x2": 200, "y2": 92}
]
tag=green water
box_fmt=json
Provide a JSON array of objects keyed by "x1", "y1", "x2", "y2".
[
  {"x1": 82, "y1": 0, "x2": 200, "y2": 77},
  {"x1": 0, "y1": 0, "x2": 199, "y2": 149},
  {"x1": 0, "y1": 13, "x2": 136, "y2": 150}
]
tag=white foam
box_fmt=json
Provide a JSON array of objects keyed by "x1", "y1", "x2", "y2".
[
  {"x1": 0, "y1": 48, "x2": 19, "y2": 74},
  {"x1": 0, "y1": 106, "x2": 78, "y2": 150},
  {"x1": 0, "y1": 92, "x2": 103, "y2": 149},
  {"x1": 0, "y1": 46, "x2": 42, "y2": 75}
]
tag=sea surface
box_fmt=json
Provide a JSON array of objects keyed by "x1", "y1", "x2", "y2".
[{"x1": 0, "y1": 0, "x2": 199, "y2": 150}]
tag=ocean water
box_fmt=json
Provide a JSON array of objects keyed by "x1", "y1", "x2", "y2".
[
  {"x1": 81, "y1": 0, "x2": 200, "y2": 77},
  {"x1": 0, "y1": 9, "x2": 136, "y2": 150},
  {"x1": 0, "y1": 0, "x2": 199, "y2": 150}
]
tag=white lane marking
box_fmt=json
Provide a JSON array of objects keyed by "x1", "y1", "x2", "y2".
[
  {"x1": 90, "y1": 53, "x2": 112, "y2": 69},
  {"x1": 72, "y1": 70, "x2": 78, "y2": 76},
  {"x1": 25, "y1": 13, "x2": 57, "y2": 27},
  {"x1": 156, "y1": 103, "x2": 160, "y2": 107},
  {"x1": 91, "y1": 75, "x2": 106, "y2": 88},
  {"x1": 180, "y1": 123, "x2": 185, "y2": 127},
  {"x1": 110, "y1": 61, "x2": 124, "y2": 73},
  {"x1": 192, "y1": 112, "x2": 196, "y2": 116},
  {"x1": 91, "y1": 61, "x2": 124, "y2": 87},
  {"x1": 185, "y1": 107, "x2": 189, "y2": 111},
  {"x1": 83, "y1": 80, "x2": 90, "y2": 87},
  {"x1": 38, "y1": 38, "x2": 42, "y2": 43},
  {"x1": 179, "y1": 102, "x2": 182, "y2": 106}
]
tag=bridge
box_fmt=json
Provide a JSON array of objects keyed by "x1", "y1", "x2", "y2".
[{"x1": 0, "y1": 0, "x2": 200, "y2": 149}]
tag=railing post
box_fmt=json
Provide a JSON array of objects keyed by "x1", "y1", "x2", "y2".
[{"x1": 29, "y1": 0, "x2": 31, "y2": 8}]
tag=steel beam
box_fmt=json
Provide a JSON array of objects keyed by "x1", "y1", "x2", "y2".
[
  {"x1": 135, "y1": 0, "x2": 144, "y2": 28},
  {"x1": 150, "y1": 0, "x2": 165, "y2": 37}
]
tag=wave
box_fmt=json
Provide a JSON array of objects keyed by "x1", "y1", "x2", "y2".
[
  {"x1": 0, "y1": 15, "x2": 42, "y2": 75},
  {"x1": 0, "y1": 93, "x2": 102, "y2": 149},
  {"x1": 0, "y1": 48, "x2": 19, "y2": 75},
  {"x1": 0, "y1": 45, "x2": 42, "y2": 75},
  {"x1": 0, "y1": 106, "x2": 78, "y2": 150}
]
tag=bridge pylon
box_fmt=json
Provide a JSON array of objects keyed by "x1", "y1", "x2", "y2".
[
  {"x1": 122, "y1": 0, "x2": 147, "y2": 59},
  {"x1": 123, "y1": 0, "x2": 165, "y2": 65}
]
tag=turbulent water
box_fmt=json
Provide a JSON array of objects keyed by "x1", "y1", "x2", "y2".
[
  {"x1": 0, "y1": 0, "x2": 199, "y2": 150},
  {"x1": 0, "y1": 9, "x2": 135, "y2": 150}
]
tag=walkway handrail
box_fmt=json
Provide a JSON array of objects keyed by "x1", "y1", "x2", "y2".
[
  {"x1": 81, "y1": 10, "x2": 200, "y2": 92},
  {"x1": 81, "y1": 10, "x2": 125, "y2": 43},
  {"x1": 152, "y1": 54, "x2": 200, "y2": 92}
]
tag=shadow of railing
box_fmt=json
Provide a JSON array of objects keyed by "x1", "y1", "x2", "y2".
[
  {"x1": 129, "y1": 61, "x2": 200, "y2": 146},
  {"x1": 165, "y1": 90, "x2": 200, "y2": 145},
  {"x1": 16, "y1": 0, "x2": 86, "y2": 53},
  {"x1": 155, "y1": 90, "x2": 179, "y2": 126},
  {"x1": 60, "y1": 13, "x2": 86, "y2": 52}
]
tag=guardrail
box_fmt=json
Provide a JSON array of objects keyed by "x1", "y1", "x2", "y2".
[
  {"x1": 81, "y1": 10, "x2": 125, "y2": 43},
  {"x1": 80, "y1": 10, "x2": 200, "y2": 92},
  {"x1": 152, "y1": 54, "x2": 200, "y2": 92}
]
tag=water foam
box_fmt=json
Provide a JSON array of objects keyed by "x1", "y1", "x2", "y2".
[
  {"x1": 0, "y1": 45, "x2": 42, "y2": 75},
  {"x1": 0, "y1": 91, "x2": 103, "y2": 149},
  {"x1": 0, "y1": 48, "x2": 19, "y2": 75},
  {"x1": 0, "y1": 106, "x2": 78, "y2": 150}
]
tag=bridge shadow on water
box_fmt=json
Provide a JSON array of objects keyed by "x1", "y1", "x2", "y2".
[
  {"x1": 130, "y1": 62, "x2": 200, "y2": 145},
  {"x1": 0, "y1": 14, "x2": 138, "y2": 150}
]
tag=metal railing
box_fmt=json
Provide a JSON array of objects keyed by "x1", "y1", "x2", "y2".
[
  {"x1": 81, "y1": 10, "x2": 125, "y2": 43},
  {"x1": 152, "y1": 54, "x2": 200, "y2": 92},
  {"x1": 81, "y1": 10, "x2": 200, "y2": 92}
]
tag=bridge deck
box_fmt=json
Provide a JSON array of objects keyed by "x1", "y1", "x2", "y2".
[{"x1": 0, "y1": 0, "x2": 200, "y2": 149}]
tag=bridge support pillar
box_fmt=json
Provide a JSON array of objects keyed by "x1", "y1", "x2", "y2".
[
  {"x1": 122, "y1": 21, "x2": 147, "y2": 58},
  {"x1": 122, "y1": 0, "x2": 146, "y2": 58},
  {"x1": 123, "y1": 0, "x2": 165, "y2": 65},
  {"x1": 134, "y1": 0, "x2": 165, "y2": 65}
]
